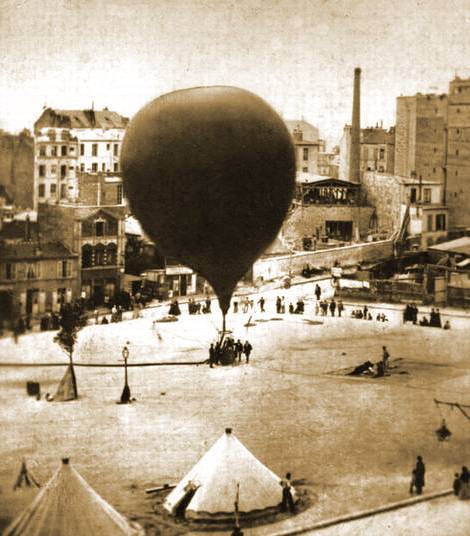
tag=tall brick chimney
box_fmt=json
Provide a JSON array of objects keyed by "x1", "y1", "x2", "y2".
[{"x1": 349, "y1": 67, "x2": 361, "y2": 183}]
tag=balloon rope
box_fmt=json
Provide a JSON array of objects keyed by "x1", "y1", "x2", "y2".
[{"x1": 220, "y1": 313, "x2": 226, "y2": 345}]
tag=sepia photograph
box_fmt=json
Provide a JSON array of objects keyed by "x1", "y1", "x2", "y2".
[{"x1": 1, "y1": 0, "x2": 470, "y2": 534}]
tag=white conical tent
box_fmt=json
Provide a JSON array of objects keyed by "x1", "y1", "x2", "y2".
[
  {"x1": 164, "y1": 428, "x2": 292, "y2": 519},
  {"x1": 53, "y1": 365, "x2": 77, "y2": 401},
  {"x1": 4, "y1": 459, "x2": 144, "y2": 536}
]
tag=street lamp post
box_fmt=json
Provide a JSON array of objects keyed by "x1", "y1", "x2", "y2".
[{"x1": 120, "y1": 343, "x2": 131, "y2": 404}]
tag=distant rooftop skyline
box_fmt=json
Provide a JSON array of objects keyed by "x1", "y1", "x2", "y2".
[{"x1": 1, "y1": 0, "x2": 470, "y2": 147}]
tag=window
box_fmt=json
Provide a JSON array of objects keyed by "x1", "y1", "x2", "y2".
[
  {"x1": 60, "y1": 165, "x2": 67, "y2": 178},
  {"x1": 117, "y1": 184, "x2": 123, "y2": 204},
  {"x1": 80, "y1": 163, "x2": 85, "y2": 172},
  {"x1": 113, "y1": 143, "x2": 119, "y2": 156},
  {"x1": 51, "y1": 165, "x2": 57, "y2": 175},
  {"x1": 303, "y1": 147, "x2": 309, "y2": 161},
  {"x1": 26, "y1": 263, "x2": 38, "y2": 279},
  {"x1": 106, "y1": 143, "x2": 110, "y2": 150},
  {"x1": 379, "y1": 148, "x2": 385, "y2": 160},
  {"x1": 61, "y1": 145, "x2": 67, "y2": 156},
  {"x1": 107, "y1": 219, "x2": 118, "y2": 235},
  {"x1": 410, "y1": 188, "x2": 417, "y2": 203},
  {"x1": 423, "y1": 188, "x2": 432, "y2": 203},
  {"x1": 38, "y1": 184, "x2": 45, "y2": 197},
  {"x1": 433, "y1": 167, "x2": 436, "y2": 174},
  {"x1": 69, "y1": 146, "x2": 75, "y2": 154},
  {"x1": 50, "y1": 183, "x2": 56, "y2": 194},
  {"x1": 94, "y1": 243, "x2": 105, "y2": 265},
  {"x1": 39, "y1": 145, "x2": 46, "y2": 156},
  {"x1": 82, "y1": 244, "x2": 93, "y2": 268},
  {"x1": 39, "y1": 165, "x2": 46, "y2": 177},
  {"x1": 60, "y1": 184, "x2": 67, "y2": 199},
  {"x1": 92, "y1": 163, "x2": 98, "y2": 172},
  {"x1": 106, "y1": 243, "x2": 117, "y2": 265},
  {"x1": 59, "y1": 260, "x2": 71, "y2": 278},
  {"x1": 81, "y1": 220, "x2": 93, "y2": 236},
  {"x1": 113, "y1": 162, "x2": 119, "y2": 172},
  {"x1": 456, "y1": 149, "x2": 460, "y2": 156},
  {"x1": 102, "y1": 163, "x2": 106, "y2": 172},
  {"x1": 302, "y1": 166, "x2": 308, "y2": 172},
  {"x1": 92, "y1": 143, "x2": 98, "y2": 156},
  {"x1": 5, "y1": 263, "x2": 15, "y2": 280},
  {"x1": 427, "y1": 214, "x2": 433, "y2": 232},
  {"x1": 95, "y1": 221, "x2": 104, "y2": 236},
  {"x1": 51, "y1": 146, "x2": 57, "y2": 156},
  {"x1": 436, "y1": 214, "x2": 446, "y2": 231},
  {"x1": 80, "y1": 144, "x2": 85, "y2": 156},
  {"x1": 456, "y1": 170, "x2": 459, "y2": 176}
]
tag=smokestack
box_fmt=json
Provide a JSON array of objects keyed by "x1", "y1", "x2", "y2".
[{"x1": 349, "y1": 67, "x2": 361, "y2": 183}]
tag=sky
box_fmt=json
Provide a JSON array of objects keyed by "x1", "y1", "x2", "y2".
[{"x1": 1, "y1": 0, "x2": 470, "y2": 146}]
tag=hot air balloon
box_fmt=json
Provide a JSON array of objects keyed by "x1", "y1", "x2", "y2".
[{"x1": 121, "y1": 86, "x2": 295, "y2": 335}]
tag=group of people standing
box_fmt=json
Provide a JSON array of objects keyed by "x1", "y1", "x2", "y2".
[
  {"x1": 453, "y1": 466, "x2": 470, "y2": 500},
  {"x1": 187, "y1": 297, "x2": 212, "y2": 314},
  {"x1": 208, "y1": 338, "x2": 253, "y2": 367},
  {"x1": 316, "y1": 298, "x2": 344, "y2": 317}
]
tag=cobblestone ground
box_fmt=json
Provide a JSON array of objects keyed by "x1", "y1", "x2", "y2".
[{"x1": 1, "y1": 281, "x2": 470, "y2": 534}]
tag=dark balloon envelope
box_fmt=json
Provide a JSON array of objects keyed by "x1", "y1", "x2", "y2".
[{"x1": 121, "y1": 86, "x2": 295, "y2": 314}]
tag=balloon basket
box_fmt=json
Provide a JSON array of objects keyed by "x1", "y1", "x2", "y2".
[{"x1": 218, "y1": 348, "x2": 237, "y2": 366}]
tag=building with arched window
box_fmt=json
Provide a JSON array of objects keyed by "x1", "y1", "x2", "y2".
[{"x1": 38, "y1": 203, "x2": 125, "y2": 306}]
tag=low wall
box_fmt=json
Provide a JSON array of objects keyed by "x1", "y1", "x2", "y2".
[{"x1": 253, "y1": 240, "x2": 394, "y2": 281}]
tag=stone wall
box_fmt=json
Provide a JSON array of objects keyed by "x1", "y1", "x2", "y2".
[
  {"x1": 361, "y1": 171, "x2": 401, "y2": 234},
  {"x1": 253, "y1": 239, "x2": 394, "y2": 281},
  {"x1": 282, "y1": 204, "x2": 374, "y2": 243}
]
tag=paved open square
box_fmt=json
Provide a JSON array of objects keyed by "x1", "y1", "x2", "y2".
[{"x1": 1, "y1": 282, "x2": 470, "y2": 534}]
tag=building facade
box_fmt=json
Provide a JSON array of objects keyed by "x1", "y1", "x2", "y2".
[
  {"x1": 33, "y1": 108, "x2": 128, "y2": 208},
  {"x1": 38, "y1": 202, "x2": 126, "y2": 306},
  {"x1": 339, "y1": 125, "x2": 395, "y2": 180},
  {"x1": 361, "y1": 171, "x2": 448, "y2": 248},
  {"x1": 446, "y1": 76, "x2": 470, "y2": 230},
  {"x1": 285, "y1": 120, "x2": 324, "y2": 178},
  {"x1": 0, "y1": 240, "x2": 78, "y2": 320},
  {"x1": 394, "y1": 93, "x2": 447, "y2": 186}
]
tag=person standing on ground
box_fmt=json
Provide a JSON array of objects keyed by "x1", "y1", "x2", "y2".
[
  {"x1": 235, "y1": 339, "x2": 243, "y2": 362},
  {"x1": 459, "y1": 466, "x2": 470, "y2": 500},
  {"x1": 337, "y1": 300, "x2": 344, "y2": 317},
  {"x1": 414, "y1": 456, "x2": 425, "y2": 495},
  {"x1": 243, "y1": 340, "x2": 252, "y2": 363},
  {"x1": 280, "y1": 472, "x2": 296, "y2": 513},
  {"x1": 258, "y1": 296, "x2": 265, "y2": 312},
  {"x1": 233, "y1": 300, "x2": 238, "y2": 313},
  {"x1": 209, "y1": 343, "x2": 216, "y2": 368},
  {"x1": 315, "y1": 284, "x2": 321, "y2": 301},
  {"x1": 329, "y1": 299, "x2": 336, "y2": 317},
  {"x1": 276, "y1": 296, "x2": 281, "y2": 314}
]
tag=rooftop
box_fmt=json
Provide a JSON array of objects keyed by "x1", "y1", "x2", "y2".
[
  {"x1": 429, "y1": 236, "x2": 470, "y2": 256},
  {"x1": 35, "y1": 108, "x2": 129, "y2": 130},
  {"x1": 0, "y1": 240, "x2": 76, "y2": 261}
]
